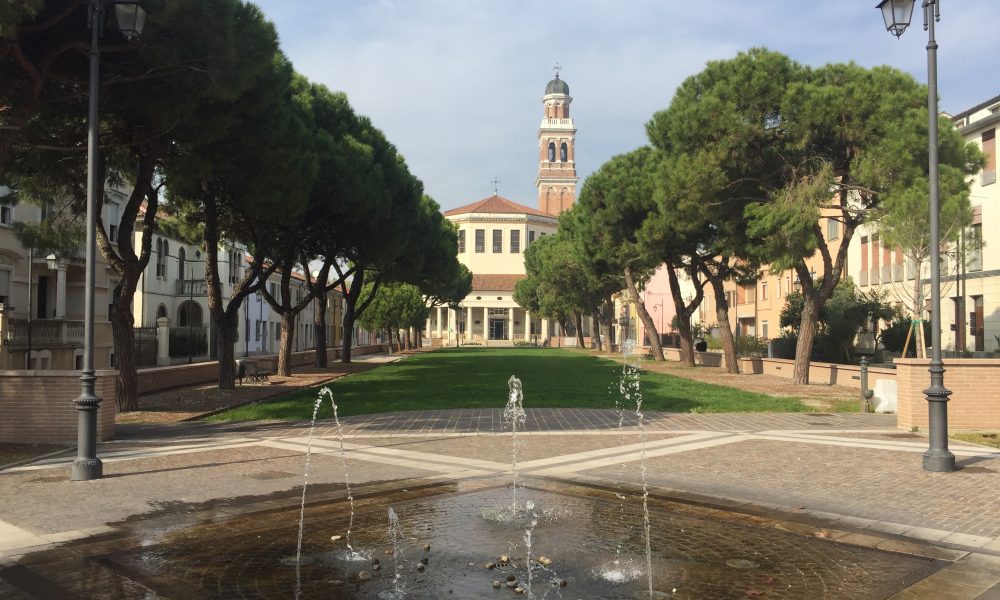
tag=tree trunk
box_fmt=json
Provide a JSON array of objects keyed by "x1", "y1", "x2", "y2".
[
  {"x1": 341, "y1": 307, "x2": 355, "y2": 362},
  {"x1": 591, "y1": 312, "x2": 603, "y2": 351},
  {"x1": 625, "y1": 265, "x2": 664, "y2": 361},
  {"x1": 215, "y1": 319, "x2": 237, "y2": 387},
  {"x1": 912, "y1": 258, "x2": 925, "y2": 318},
  {"x1": 340, "y1": 269, "x2": 365, "y2": 363},
  {"x1": 600, "y1": 298, "x2": 614, "y2": 353},
  {"x1": 110, "y1": 300, "x2": 138, "y2": 412},
  {"x1": 405, "y1": 327, "x2": 413, "y2": 350},
  {"x1": 278, "y1": 314, "x2": 295, "y2": 376},
  {"x1": 314, "y1": 291, "x2": 328, "y2": 368},
  {"x1": 793, "y1": 293, "x2": 821, "y2": 385},
  {"x1": 708, "y1": 276, "x2": 740, "y2": 374},
  {"x1": 666, "y1": 264, "x2": 697, "y2": 367},
  {"x1": 574, "y1": 312, "x2": 586, "y2": 348}
]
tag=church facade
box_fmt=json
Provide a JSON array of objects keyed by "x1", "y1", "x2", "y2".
[{"x1": 425, "y1": 73, "x2": 581, "y2": 346}]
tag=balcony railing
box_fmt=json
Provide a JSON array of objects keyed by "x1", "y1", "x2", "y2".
[
  {"x1": 982, "y1": 171, "x2": 996, "y2": 186},
  {"x1": 881, "y1": 265, "x2": 891, "y2": 283},
  {"x1": 736, "y1": 302, "x2": 756, "y2": 319},
  {"x1": 4, "y1": 319, "x2": 84, "y2": 347},
  {"x1": 893, "y1": 263, "x2": 904, "y2": 282},
  {"x1": 176, "y1": 279, "x2": 208, "y2": 296},
  {"x1": 869, "y1": 267, "x2": 880, "y2": 285},
  {"x1": 859, "y1": 270, "x2": 869, "y2": 286}
]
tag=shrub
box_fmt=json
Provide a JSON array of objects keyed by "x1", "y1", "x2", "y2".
[
  {"x1": 736, "y1": 335, "x2": 769, "y2": 357},
  {"x1": 771, "y1": 334, "x2": 797, "y2": 359},
  {"x1": 169, "y1": 327, "x2": 207, "y2": 358}
]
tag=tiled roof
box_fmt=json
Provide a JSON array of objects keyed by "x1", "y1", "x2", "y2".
[
  {"x1": 443, "y1": 194, "x2": 552, "y2": 218},
  {"x1": 472, "y1": 273, "x2": 526, "y2": 292}
]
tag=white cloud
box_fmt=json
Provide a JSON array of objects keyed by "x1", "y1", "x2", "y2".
[{"x1": 253, "y1": 0, "x2": 1000, "y2": 210}]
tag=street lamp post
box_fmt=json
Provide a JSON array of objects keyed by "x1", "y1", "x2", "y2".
[
  {"x1": 877, "y1": 0, "x2": 955, "y2": 472},
  {"x1": 187, "y1": 266, "x2": 194, "y2": 364},
  {"x1": 72, "y1": 0, "x2": 146, "y2": 482}
]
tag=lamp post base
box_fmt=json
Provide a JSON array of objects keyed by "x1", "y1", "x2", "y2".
[
  {"x1": 71, "y1": 457, "x2": 103, "y2": 481},
  {"x1": 922, "y1": 449, "x2": 955, "y2": 472}
]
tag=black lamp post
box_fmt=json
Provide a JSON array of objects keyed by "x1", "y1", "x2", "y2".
[
  {"x1": 72, "y1": 0, "x2": 147, "y2": 482},
  {"x1": 877, "y1": 0, "x2": 955, "y2": 472}
]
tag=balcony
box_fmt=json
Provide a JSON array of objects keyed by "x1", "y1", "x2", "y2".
[
  {"x1": 869, "y1": 267, "x2": 880, "y2": 285},
  {"x1": 893, "y1": 263, "x2": 904, "y2": 282},
  {"x1": 736, "y1": 302, "x2": 756, "y2": 319},
  {"x1": 859, "y1": 270, "x2": 869, "y2": 286},
  {"x1": 176, "y1": 279, "x2": 208, "y2": 296},
  {"x1": 4, "y1": 319, "x2": 84, "y2": 348},
  {"x1": 982, "y1": 171, "x2": 996, "y2": 187}
]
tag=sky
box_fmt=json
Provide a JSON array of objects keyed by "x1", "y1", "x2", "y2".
[{"x1": 250, "y1": 0, "x2": 1000, "y2": 212}]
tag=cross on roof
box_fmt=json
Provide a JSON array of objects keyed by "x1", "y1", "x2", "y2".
[
  {"x1": 553, "y1": 62, "x2": 562, "y2": 78},
  {"x1": 491, "y1": 177, "x2": 501, "y2": 195}
]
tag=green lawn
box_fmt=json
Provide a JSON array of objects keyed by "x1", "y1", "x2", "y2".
[{"x1": 207, "y1": 347, "x2": 813, "y2": 422}]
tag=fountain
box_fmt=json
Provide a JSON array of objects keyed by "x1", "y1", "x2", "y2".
[
  {"x1": 5, "y1": 361, "x2": 946, "y2": 599},
  {"x1": 503, "y1": 375, "x2": 527, "y2": 517}
]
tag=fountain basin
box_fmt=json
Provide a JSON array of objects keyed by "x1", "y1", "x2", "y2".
[{"x1": 0, "y1": 478, "x2": 942, "y2": 599}]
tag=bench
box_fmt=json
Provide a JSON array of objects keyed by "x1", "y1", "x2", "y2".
[{"x1": 236, "y1": 360, "x2": 273, "y2": 385}]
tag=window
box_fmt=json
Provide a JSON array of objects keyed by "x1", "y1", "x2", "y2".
[
  {"x1": 178, "y1": 247, "x2": 186, "y2": 280},
  {"x1": 162, "y1": 241, "x2": 169, "y2": 279},
  {"x1": 228, "y1": 250, "x2": 240, "y2": 284},
  {"x1": 155, "y1": 239, "x2": 167, "y2": 278},
  {"x1": 457, "y1": 230, "x2": 466, "y2": 253},
  {"x1": 0, "y1": 197, "x2": 11, "y2": 225},
  {"x1": 983, "y1": 129, "x2": 996, "y2": 183},
  {"x1": 762, "y1": 320, "x2": 769, "y2": 339},
  {"x1": 0, "y1": 268, "x2": 9, "y2": 304},
  {"x1": 528, "y1": 230, "x2": 535, "y2": 245},
  {"x1": 761, "y1": 282, "x2": 768, "y2": 301},
  {"x1": 275, "y1": 322, "x2": 280, "y2": 340},
  {"x1": 547, "y1": 141, "x2": 555, "y2": 162},
  {"x1": 969, "y1": 224, "x2": 983, "y2": 271},
  {"x1": 255, "y1": 320, "x2": 260, "y2": 341},
  {"x1": 560, "y1": 142, "x2": 568, "y2": 162},
  {"x1": 827, "y1": 218, "x2": 839, "y2": 241},
  {"x1": 475, "y1": 229, "x2": 485, "y2": 253},
  {"x1": 107, "y1": 201, "x2": 120, "y2": 243},
  {"x1": 510, "y1": 230, "x2": 520, "y2": 254},
  {"x1": 492, "y1": 230, "x2": 502, "y2": 253}
]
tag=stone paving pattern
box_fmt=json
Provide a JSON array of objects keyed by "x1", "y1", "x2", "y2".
[{"x1": 2, "y1": 409, "x2": 1000, "y2": 598}]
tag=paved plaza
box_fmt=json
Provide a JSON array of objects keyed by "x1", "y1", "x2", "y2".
[{"x1": 2, "y1": 409, "x2": 1000, "y2": 598}]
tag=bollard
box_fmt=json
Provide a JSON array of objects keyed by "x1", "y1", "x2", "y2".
[{"x1": 859, "y1": 356, "x2": 875, "y2": 412}]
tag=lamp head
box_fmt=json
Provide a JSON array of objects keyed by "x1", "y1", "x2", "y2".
[
  {"x1": 113, "y1": 1, "x2": 147, "y2": 40},
  {"x1": 876, "y1": 0, "x2": 915, "y2": 38}
]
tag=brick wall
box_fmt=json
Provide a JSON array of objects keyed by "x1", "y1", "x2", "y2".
[
  {"x1": 895, "y1": 358, "x2": 1000, "y2": 431},
  {"x1": 756, "y1": 358, "x2": 897, "y2": 389},
  {"x1": 136, "y1": 345, "x2": 387, "y2": 395},
  {"x1": 0, "y1": 370, "x2": 117, "y2": 444}
]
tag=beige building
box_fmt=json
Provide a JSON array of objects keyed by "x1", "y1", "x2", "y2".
[
  {"x1": 0, "y1": 187, "x2": 116, "y2": 370},
  {"x1": 713, "y1": 211, "x2": 846, "y2": 342},
  {"x1": 849, "y1": 93, "x2": 999, "y2": 354},
  {"x1": 430, "y1": 195, "x2": 559, "y2": 345},
  {"x1": 426, "y1": 72, "x2": 581, "y2": 346}
]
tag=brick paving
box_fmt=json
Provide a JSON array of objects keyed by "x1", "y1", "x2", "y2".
[{"x1": 2, "y1": 408, "x2": 1000, "y2": 598}]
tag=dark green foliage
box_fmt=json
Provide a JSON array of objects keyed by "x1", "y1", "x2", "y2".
[
  {"x1": 357, "y1": 282, "x2": 429, "y2": 335},
  {"x1": 169, "y1": 328, "x2": 207, "y2": 358},
  {"x1": 779, "y1": 279, "x2": 898, "y2": 363},
  {"x1": 881, "y1": 317, "x2": 930, "y2": 356}
]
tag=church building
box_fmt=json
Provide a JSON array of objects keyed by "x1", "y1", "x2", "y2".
[{"x1": 425, "y1": 72, "x2": 581, "y2": 346}]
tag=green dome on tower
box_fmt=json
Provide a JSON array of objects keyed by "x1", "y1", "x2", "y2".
[{"x1": 545, "y1": 74, "x2": 569, "y2": 95}]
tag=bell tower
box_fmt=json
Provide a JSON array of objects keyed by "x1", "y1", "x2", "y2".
[{"x1": 536, "y1": 67, "x2": 578, "y2": 215}]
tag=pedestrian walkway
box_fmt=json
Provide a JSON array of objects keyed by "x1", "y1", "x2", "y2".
[{"x1": 1, "y1": 409, "x2": 999, "y2": 598}]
